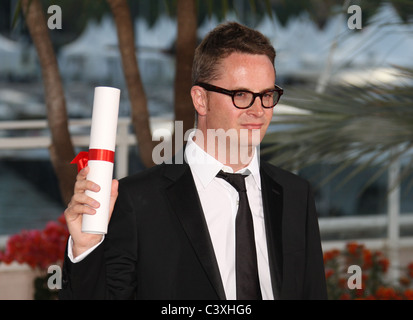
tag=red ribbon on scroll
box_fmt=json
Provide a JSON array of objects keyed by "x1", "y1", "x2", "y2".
[{"x1": 71, "y1": 149, "x2": 115, "y2": 172}]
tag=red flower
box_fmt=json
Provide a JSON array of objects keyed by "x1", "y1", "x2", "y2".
[
  {"x1": 323, "y1": 249, "x2": 340, "y2": 263},
  {"x1": 362, "y1": 249, "x2": 373, "y2": 269},
  {"x1": 346, "y1": 242, "x2": 363, "y2": 256},
  {"x1": 375, "y1": 287, "x2": 402, "y2": 300},
  {"x1": 403, "y1": 289, "x2": 413, "y2": 300},
  {"x1": 378, "y1": 257, "x2": 390, "y2": 273},
  {"x1": 0, "y1": 214, "x2": 69, "y2": 270}
]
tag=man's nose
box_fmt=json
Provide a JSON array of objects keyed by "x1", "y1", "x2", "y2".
[{"x1": 246, "y1": 96, "x2": 264, "y2": 116}]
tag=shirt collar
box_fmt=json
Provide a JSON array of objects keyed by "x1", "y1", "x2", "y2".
[{"x1": 185, "y1": 131, "x2": 261, "y2": 190}]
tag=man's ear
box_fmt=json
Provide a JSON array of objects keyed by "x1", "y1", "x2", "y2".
[{"x1": 190, "y1": 86, "x2": 207, "y2": 116}]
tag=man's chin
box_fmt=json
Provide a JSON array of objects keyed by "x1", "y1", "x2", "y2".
[{"x1": 238, "y1": 128, "x2": 263, "y2": 146}]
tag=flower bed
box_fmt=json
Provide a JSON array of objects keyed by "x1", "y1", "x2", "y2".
[
  {"x1": 324, "y1": 242, "x2": 413, "y2": 299},
  {"x1": 0, "y1": 214, "x2": 69, "y2": 299}
]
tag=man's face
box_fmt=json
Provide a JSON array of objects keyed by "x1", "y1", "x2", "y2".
[{"x1": 197, "y1": 52, "x2": 276, "y2": 150}]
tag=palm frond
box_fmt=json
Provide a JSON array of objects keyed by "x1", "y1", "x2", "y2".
[{"x1": 262, "y1": 66, "x2": 413, "y2": 191}]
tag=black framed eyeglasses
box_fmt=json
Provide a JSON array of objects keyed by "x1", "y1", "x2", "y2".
[{"x1": 195, "y1": 82, "x2": 283, "y2": 109}]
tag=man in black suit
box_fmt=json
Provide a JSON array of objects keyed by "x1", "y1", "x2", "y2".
[{"x1": 60, "y1": 22, "x2": 327, "y2": 300}]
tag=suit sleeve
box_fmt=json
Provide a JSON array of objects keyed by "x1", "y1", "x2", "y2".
[
  {"x1": 59, "y1": 181, "x2": 138, "y2": 300},
  {"x1": 59, "y1": 240, "x2": 107, "y2": 299},
  {"x1": 303, "y1": 183, "x2": 328, "y2": 299}
]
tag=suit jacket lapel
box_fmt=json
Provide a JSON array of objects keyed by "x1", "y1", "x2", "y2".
[
  {"x1": 163, "y1": 162, "x2": 226, "y2": 300},
  {"x1": 260, "y1": 163, "x2": 284, "y2": 299}
]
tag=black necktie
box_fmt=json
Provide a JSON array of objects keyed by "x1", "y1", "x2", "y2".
[{"x1": 216, "y1": 170, "x2": 262, "y2": 300}]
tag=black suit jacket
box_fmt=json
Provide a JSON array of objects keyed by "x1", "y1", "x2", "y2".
[{"x1": 59, "y1": 161, "x2": 327, "y2": 300}]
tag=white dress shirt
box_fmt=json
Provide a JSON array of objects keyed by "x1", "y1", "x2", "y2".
[{"x1": 185, "y1": 132, "x2": 274, "y2": 300}]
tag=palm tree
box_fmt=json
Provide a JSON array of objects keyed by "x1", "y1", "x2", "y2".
[
  {"x1": 107, "y1": 0, "x2": 155, "y2": 168},
  {"x1": 173, "y1": 0, "x2": 197, "y2": 149},
  {"x1": 108, "y1": 0, "x2": 197, "y2": 166},
  {"x1": 261, "y1": 66, "x2": 413, "y2": 192},
  {"x1": 21, "y1": 0, "x2": 76, "y2": 205}
]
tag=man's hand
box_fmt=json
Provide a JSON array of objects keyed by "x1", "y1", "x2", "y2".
[{"x1": 64, "y1": 166, "x2": 119, "y2": 257}]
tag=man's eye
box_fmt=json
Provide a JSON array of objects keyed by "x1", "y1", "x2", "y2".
[{"x1": 235, "y1": 91, "x2": 248, "y2": 98}]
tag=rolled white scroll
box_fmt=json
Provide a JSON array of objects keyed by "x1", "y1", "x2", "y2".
[{"x1": 82, "y1": 86, "x2": 120, "y2": 234}]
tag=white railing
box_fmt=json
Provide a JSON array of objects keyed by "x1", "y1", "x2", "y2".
[
  {"x1": 2, "y1": 118, "x2": 413, "y2": 272},
  {"x1": 0, "y1": 117, "x2": 173, "y2": 180}
]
